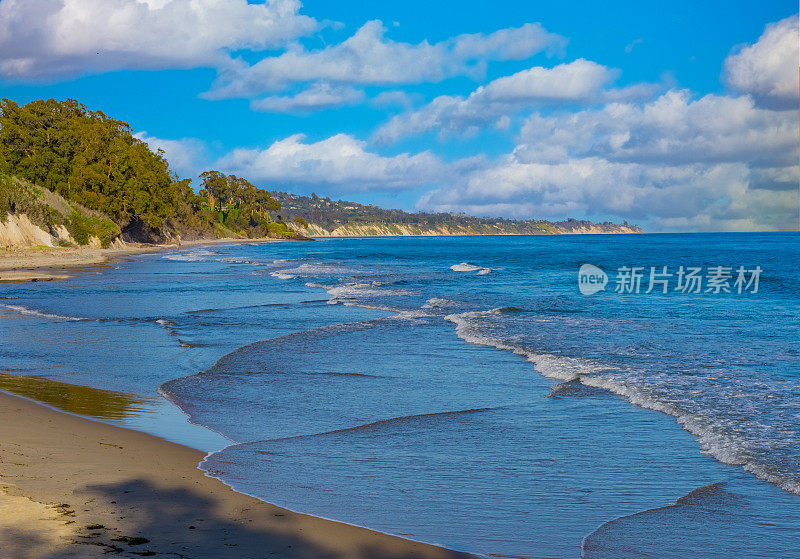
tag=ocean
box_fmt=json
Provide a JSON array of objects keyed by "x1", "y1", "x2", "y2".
[{"x1": 1, "y1": 233, "x2": 798, "y2": 558}]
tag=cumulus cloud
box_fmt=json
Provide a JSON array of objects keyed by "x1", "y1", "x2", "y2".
[
  {"x1": 251, "y1": 82, "x2": 365, "y2": 112},
  {"x1": 374, "y1": 59, "x2": 657, "y2": 143},
  {"x1": 723, "y1": 15, "x2": 799, "y2": 110},
  {"x1": 514, "y1": 90, "x2": 798, "y2": 167},
  {"x1": 215, "y1": 133, "x2": 448, "y2": 190},
  {"x1": 134, "y1": 132, "x2": 208, "y2": 177},
  {"x1": 413, "y1": 16, "x2": 799, "y2": 232},
  {"x1": 204, "y1": 21, "x2": 566, "y2": 99},
  {"x1": 420, "y1": 157, "x2": 798, "y2": 231},
  {"x1": 0, "y1": 0, "x2": 316, "y2": 79},
  {"x1": 370, "y1": 90, "x2": 418, "y2": 109}
]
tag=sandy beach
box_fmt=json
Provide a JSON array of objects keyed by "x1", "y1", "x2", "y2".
[
  {"x1": 0, "y1": 391, "x2": 473, "y2": 559},
  {"x1": 0, "y1": 246, "x2": 162, "y2": 283},
  {"x1": 0, "y1": 238, "x2": 288, "y2": 283}
]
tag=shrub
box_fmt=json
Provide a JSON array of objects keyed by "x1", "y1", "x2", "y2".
[{"x1": 66, "y1": 211, "x2": 120, "y2": 247}]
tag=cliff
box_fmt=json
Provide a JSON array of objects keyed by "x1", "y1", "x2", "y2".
[
  {"x1": 0, "y1": 176, "x2": 123, "y2": 250},
  {"x1": 292, "y1": 222, "x2": 643, "y2": 237},
  {"x1": 274, "y1": 192, "x2": 644, "y2": 237}
]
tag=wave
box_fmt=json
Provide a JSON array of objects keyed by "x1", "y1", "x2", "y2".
[
  {"x1": 444, "y1": 308, "x2": 800, "y2": 496},
  {"x1": 301, "y1": 281, "x2": 417, "y2": 314},
  {"x1": 545, "y1": 378, "x2": 609, "y2": 399},
  {"x1": 272, "y1": 262, "x2": 362, "y2": 279},
  {"x1": 421, "y1": 297, "x2": 456, "y2": 309},
  {"x1": 231, "y1": 406, "x2": 499, "y2": 445},
  {"x1": 326, "y1": 282, "x2": 413, "y2": 301},
  {"x1": 162, "y1": 249, "x2": 216, "y2": 261},
  {"x1": 581, "y1": 482, "x2": 736, "y2": 558},
  {"x1": 1, "y1": 304, "x2": 87, "y2": 322},
  {"x1": 215, "y1": 256, "x2": 266, "y2": 265},
  {"x1": 450, "y1": 262, "x2": 493, "y2": 275}
]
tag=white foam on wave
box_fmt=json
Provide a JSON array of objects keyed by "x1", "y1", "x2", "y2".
[
  {"x1": 1, "y1": 304, "x2": 86, "y2": 322},
  {"x1": 271, "y1": 272, "x2": 297, "y2": 280},
  {"x1": 422, "y1": 297, "x2": 456, "y2": 309},
  {"x1": 450, "y1": 262, "x2": 493, "y2": 275},
  {"x1": 445, "y1": 308, "x2": 800, "y2": 496},
  {"x1": 584, "y1": 372, "x2": 800, "y2": 495},
  {"x1": 445, "y1": 309, "x2": 605, "y2": 382},
  {"x1": 162, "y1": 249, "x2": 216, "y2": 262},
  {"x1": 216, "y1": 257, "x2": 263, "y2": 264},
  {"x1": 271, "y1": 262, "x2": 361, "y2": 279}
]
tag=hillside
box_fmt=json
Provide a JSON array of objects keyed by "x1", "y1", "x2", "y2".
[
  {"x1": 0, "y1": 175, "x2": 122, "y2": 249},
  {"x1": 273, "y1": 192, "x2": 643, "y2": 236},
  {"x1": 0, "y1": 98, "x2": 305, "y2": 246}
]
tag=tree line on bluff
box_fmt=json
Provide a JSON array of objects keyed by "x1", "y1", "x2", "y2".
[{"x1": 0, "y1": 98, "x2": 305, "y2": 244}]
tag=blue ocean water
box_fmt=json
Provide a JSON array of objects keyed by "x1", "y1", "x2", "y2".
[{"x1": 1, "y1": 234, "x2": 798, "y2": 558}]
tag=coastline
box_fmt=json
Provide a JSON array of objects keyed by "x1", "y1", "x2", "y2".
[
  {"x1": 0, "y1": 232, "x2": 638, "y2": 283},
  {"x1": 0, "y1": 237, "x2": 286, "y2": 283},
  {"x1": 0, "y1": 391, "x2": 474, "y2": 559}
]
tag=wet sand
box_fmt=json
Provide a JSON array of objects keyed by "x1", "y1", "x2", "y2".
[
  {"x1": 0, "y1": 238, "x2": 286, "y2": 283},
  {"x1": 0, "y1": 391, "x2": 473, "y2": 559},
  {"x1": 0, "y1": 246, "x2": 161, "y2": 283}
]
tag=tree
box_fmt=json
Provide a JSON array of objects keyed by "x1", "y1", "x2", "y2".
[{"x1": 0, "y1": 98, "x2": 182, "y2": 232}]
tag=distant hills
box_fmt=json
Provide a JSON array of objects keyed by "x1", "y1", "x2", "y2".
[{"x1": 273, "y1": 192, "x2": 643, "y2": 236}]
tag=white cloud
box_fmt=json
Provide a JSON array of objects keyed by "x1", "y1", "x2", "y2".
[
  {"x1": 374, "y1": 59, "x2": 655, "y2": 143},
  {"x1": 250, "y1": 82, "x2": 365, "y2": 113},
  {"x1": 478, "y1": 59, "x2": 617, "y2": 102},
  {"x1": 514, "y1": 90, "x2": 798, "y2": 167},
  {"x1": 134, "y1": 132, "x2": 208, "y2": 177},
  {"x1": 451, "y1": 22, "x2": 566, "y2": 60},
  {"x1": 416, "y1": 80, "x2": 799, "y2": 231},
  {"x1": 370, "y1": 90, "x2": 418, "y2": 109},
  {"x1": 624, "y1": 38, "x2": 643, "y2": 54},
  {"x1": 216, "y1": 133, "x2": 448, "y2": 190},
  {"x1": 419, "y1": 158, "x2": 798, "y2": 231},
  {"x1": 723, "y1": 15, "x2": 799, "y2": 110},
  {"x1": 204, "y1": 20, "x2": 566, "y2": 99},
  {"x1": 412, "y1": 15, "x2": 799, "y2": 232},
  {"x1": 0, "y1": 0, "x2": 316, "y2": 79}
]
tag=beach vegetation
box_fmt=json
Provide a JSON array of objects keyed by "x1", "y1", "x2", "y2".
[{"x1": 0, "y1": 174, "x2": 120, "y2": 247}]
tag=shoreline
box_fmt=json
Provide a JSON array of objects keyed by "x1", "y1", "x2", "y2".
[
  {"x1": 0, "y1": 237, "x2": 287, "y2": 283},
  {"x1": 0, "y1": 390, "x2": 475, "y2": 559}
]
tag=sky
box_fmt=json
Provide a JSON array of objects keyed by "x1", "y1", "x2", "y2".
[{"x1": 0, "y1": 0, "x2": 798, "y2": 231}]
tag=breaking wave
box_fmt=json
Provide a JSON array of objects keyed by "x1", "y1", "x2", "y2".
[
  {"x1": 1, "y1": 304, "x2": 87, "y2": 322},
  {"x1": 444, "y1": 308, "x2": 800, "y2": 496},
  {"x1": 450, "y1": 262, "x2": 493, "y2": 275}
]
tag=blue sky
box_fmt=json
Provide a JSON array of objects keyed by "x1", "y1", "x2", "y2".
[{"x1": 0, "y1": 0, "x2": 797, "y2": 230}]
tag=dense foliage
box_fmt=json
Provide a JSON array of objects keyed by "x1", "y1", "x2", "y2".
[
  {"x1": 0, "y1": 98, "x2": 297, "y2": 242},
  {"x1": 0, "y1": 98, "x2": 186, "y2": 233},
  {"x1": 197, "y1": 171, "x2": 288, "y2": 236}
]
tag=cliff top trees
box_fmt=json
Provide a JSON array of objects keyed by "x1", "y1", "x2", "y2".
[{"x1": 0, "y1": 98, "x2": 182, "y2": 232}]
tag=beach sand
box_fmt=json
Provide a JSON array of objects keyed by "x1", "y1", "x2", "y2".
[
  {"x1": 0, "y1": 238, "x2": 286, "y2": 283},
  {"x1": 0, "y1": 392, "x2": 473, "y2": 559},
  {"x1": 0, "y1": 246, "x2": 160, "y2": 283}
]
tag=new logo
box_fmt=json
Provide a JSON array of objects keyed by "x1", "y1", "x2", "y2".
[{"x1": 578, "y1": 263, "x2": 607, "y2": 295}]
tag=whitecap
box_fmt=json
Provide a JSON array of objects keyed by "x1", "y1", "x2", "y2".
[{"x1": 1, "y1": 304, "x2": 87, "y2": 322}]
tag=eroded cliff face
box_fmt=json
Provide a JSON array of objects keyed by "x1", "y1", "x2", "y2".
[
  {"x1": 293, "y1": 222, "x2": 643, "y2": 237},
  {"x1": 0, "y1": 213, "x2": 111, "y2": 250},
  {"x1": 0, "y1": 214, "x2": 56, "y2": 248}
]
